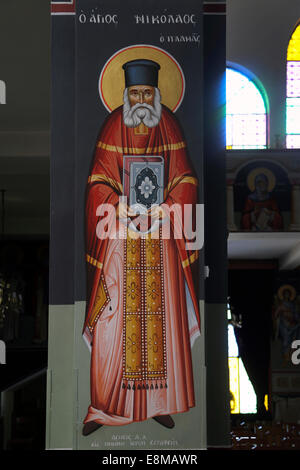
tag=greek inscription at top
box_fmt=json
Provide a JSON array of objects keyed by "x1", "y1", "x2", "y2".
[
  {"x1": 134, "y1": 14, "x2": 197, "y2": 25},
  {"x1": 79, "y1": 11, "x2": 119, "y2": 24}
]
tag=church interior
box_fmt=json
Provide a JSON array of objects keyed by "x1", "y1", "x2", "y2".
[{"x1": 0, "y1": 0, "x2": 300, "y2": 451}]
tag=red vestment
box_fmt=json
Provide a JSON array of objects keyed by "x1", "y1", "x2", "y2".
[
  {"x1": 83, "y1": 105, "x2": 201, "y2": 425},
  {"x1": 241, "y1": 197, "x2": 283, "y2": 231}
]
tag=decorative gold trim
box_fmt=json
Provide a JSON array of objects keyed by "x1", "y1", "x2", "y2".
[
  {"x1": 164, "y1": 176, "x2": 198, "y2": 199},
  {"x1": 86, "y1": 254, "x2": 103, "y2": 270},
  {"x1": 97, "y1": 141, "x2": 123, "y2": 153},
  {"x1": 97, "y1": 140, "x2": 186, "y2": 155},
  {"x1": 167, "y1": 176, "x2": 198, "y2": 193},
  {"x1": 182, "y1": 250, "x2": 199, "y2": 269},
  {"x1": 88, "y1": 174, "x2": 123, "y2": 193},
  {"x1": 88, "y1": 276, "x2": 110, "y2": 328},
  {"x1": 123, "y1": 231, "x2": 167, "y2": 383},
  {"x1": 134, "y1": 123, "x2": 149, "y2": 135},
  {"x1": 146, "y1": 142, "x2": 186, "y2": 153}
]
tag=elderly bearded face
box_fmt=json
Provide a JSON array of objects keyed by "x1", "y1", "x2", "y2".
[{"x1": 123, "y1": 84, "x2": 162, "y2": 128}]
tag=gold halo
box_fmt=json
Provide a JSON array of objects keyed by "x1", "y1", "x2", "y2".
[
  {"x1": 278, "y1": 284, "x2": 296, "y2": 301},
  {"x1": 99, "y1": 44, "x2": 185, "y2": 113},
  {"x1": 247, "y1": 167, "x2": 276, "y2": 192}
]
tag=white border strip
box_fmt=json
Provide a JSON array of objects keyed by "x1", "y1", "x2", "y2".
[
  {"x1": 51, "y1": 1, "x2": 73, "y2": 4},
  {"x1": 51, "y1": 12, "x2": 75, "y2": 15}
]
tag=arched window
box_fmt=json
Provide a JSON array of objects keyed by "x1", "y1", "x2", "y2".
[
  {"x1": 227, "y1": 303, "x2": 257, "y2": 414},
  {"x1": 226, "y1": 65, "x2": 268, "y2": 149},
  {"x1": 286, "y1": 21, "x2": 300, "y2": 148}
]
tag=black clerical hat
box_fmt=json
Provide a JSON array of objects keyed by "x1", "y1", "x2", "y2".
[{"x1": 122, "y1": 59, "x2": 160, "y2": 87}]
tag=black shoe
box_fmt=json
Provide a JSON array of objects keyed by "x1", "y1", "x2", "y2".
[
  {"x1": 82, "y1": 421, "x2": 103, "y2": 436},
  {"x1": 153, "y1": 415, "x2": 175, "y2": 429}
]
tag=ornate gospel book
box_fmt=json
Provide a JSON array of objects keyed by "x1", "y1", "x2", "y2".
[{"x1": 123, "y1": 155, "x2": 164, "y2": 208}]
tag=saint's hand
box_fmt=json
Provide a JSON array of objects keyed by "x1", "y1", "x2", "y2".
[
  {"x1": 147, "y1": 204, "x2": 166, "y2": 220},
  {"x1": 116, "y1": 201, "x2": 136, "y2": 219}
]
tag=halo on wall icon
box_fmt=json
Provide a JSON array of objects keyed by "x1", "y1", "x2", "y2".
[
  {"x1": 99, "y1": 44, "x2": 185, "y2": 113},
  {"x1": 278, "y1": 284, "x2": 297, "y2": 301},
  {"x1": 247, "y1": 167, "x2": 276, "y2": 192}
]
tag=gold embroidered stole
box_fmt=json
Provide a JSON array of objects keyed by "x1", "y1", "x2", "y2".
[{"x1": 122, "y1": 229, "x2": 167, "y2": 390}]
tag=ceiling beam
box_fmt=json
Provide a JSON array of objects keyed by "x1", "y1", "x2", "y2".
[{"x1": 279, "y1": 240, "x2": 300, "y2": 270}]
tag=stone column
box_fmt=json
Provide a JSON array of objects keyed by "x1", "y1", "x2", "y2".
[
  {"x1": 289, "y1": 184, "x2": 300, "y2": 231},
  {"x1": 227, "y1": 184, "x2": 237, "y2": 231},
  {"x1": 204, "y1": 7, "x2": 231, "y2": 448}
]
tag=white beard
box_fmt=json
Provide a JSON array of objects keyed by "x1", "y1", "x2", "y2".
[{"x1": 123, "y1": 88, "x2": 162, "y2": 128}]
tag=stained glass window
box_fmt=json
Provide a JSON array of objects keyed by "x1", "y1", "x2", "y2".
[
  {"x1": 286, "y1": 22, "x2": 300, "y2": 148},
  {"x1": 226, "y1": 67, "x2": 268, "y2": 149},
  {"x1": 227, "y1": 305, "x2": 257, "y2": 414}
]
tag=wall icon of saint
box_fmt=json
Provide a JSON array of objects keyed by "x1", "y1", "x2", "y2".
[
  {"x1": 82, "y1": 46, "x2": 201, "y2": 436},
  {"x1": 241, "y1": 167, "x2": 283, "y2": 231},
  {"x1": 273, "y1": 284, "x2": 300, "y2": 362}
]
